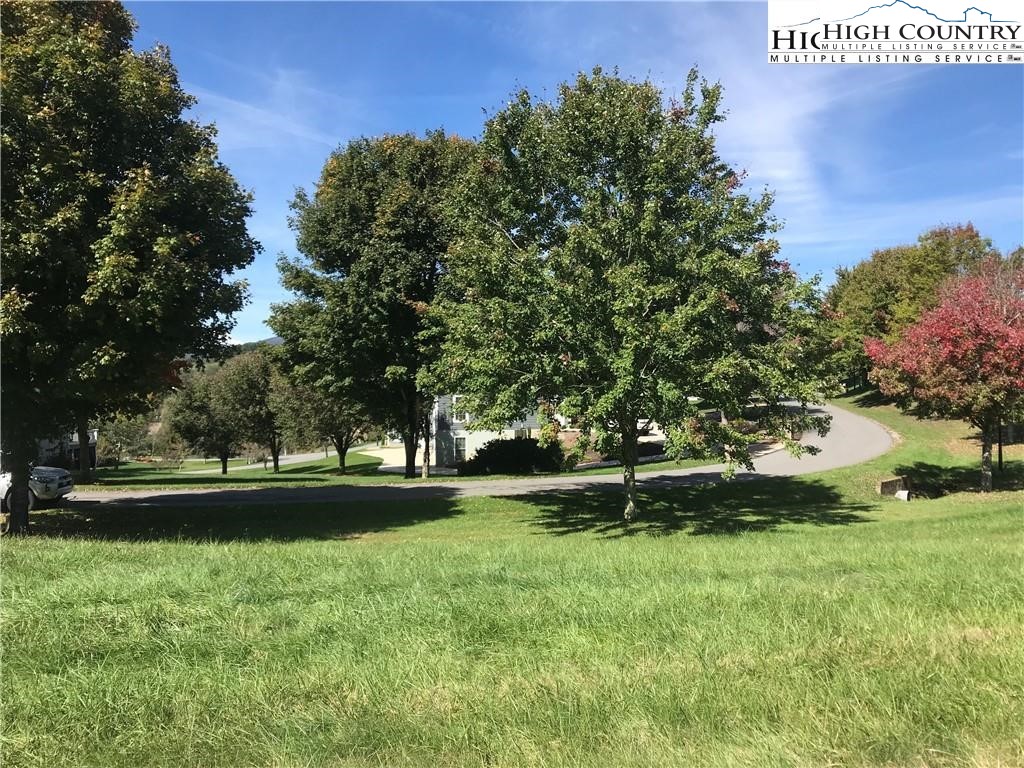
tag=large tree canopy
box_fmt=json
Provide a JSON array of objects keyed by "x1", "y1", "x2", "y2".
[
  {"x1": 866, "y1": 257, "x2": 1024, "y2": 492},
  {"x1": 272, "y1": 131, "x2": 474, "y2": 478},
  {"x1": 0, "y1": 1, "x2": 258, "y2": 528},
  {"x1": 433, "y1": 68, "x2": 831, "y2": 520}
]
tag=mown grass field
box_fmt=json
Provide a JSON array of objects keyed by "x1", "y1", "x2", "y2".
[
  {"x1": 79, "y1": 451, "x2": 712, "y2": 490},
  {"x1": 2, "y1": 397, "x2": 1022, "y2": 767},
  {"x1": 81, "y1": 451, "x2": 387, "y2": 489}
]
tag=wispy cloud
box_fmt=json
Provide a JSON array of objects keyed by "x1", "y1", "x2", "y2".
[
  {"x1": 505, "y1": 3, "x2": 1023, "y2": 272},
  {"x1": 507, "y1": 4, "x2": 930, "y2": 228},
  {"x1": 186, "y1": 84, "x2": 338, "y2": 151},
  {"x1": 183, "y1": 59, "x2": 374, "y2": 153},
  {"x1": 784, "y1": 187, "x2": 1023, "y2": 245}
]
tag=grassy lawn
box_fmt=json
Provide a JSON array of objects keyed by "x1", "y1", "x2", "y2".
[
  {"x1": 2, "y1": 397, "x2": 1022, "y2": 767},
  {"x1": 81, "y1": 452, "x2": 387, "y2": 489},
  {"x1": 179, "y1": 457, "x2": 249, "y2": 469},
  {"x1": 79, "y1": 451, "x2": 713, "y2": 490}
]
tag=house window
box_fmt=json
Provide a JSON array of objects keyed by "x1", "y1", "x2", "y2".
[
  {"x1": 452, "y1": 395, "x2": 469, "y2": 424},
  {"x1": 455, "y1": 437, "x2": 467, "y2": 463}
]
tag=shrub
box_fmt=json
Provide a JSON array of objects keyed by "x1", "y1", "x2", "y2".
[{"x1": 458, "y1": 437, "x2": 564, "y2": 476}]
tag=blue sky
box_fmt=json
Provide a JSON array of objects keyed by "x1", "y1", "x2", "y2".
[{"x1": 126, "y1": 1, "x2": 1024, "y2": 343}]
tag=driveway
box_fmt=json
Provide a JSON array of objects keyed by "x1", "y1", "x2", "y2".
[{"x1": 68, "y1": 404, "x2": 893, "y2": 507}]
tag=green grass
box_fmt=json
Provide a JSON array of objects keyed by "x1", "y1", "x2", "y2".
[
  {"x1": 179, "y1": 457, "x2": 248, "y2": 468},
  {"x1": 3, "y1": 397, "x2": 1022, "y2": 767},
  {"x1": 80, "y1": 451, "x2": 712, "y2": 491},
  {"x1": 81, "y1": 452, "x2": 387, "y2": 489}
]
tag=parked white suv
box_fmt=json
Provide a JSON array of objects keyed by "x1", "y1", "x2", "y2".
[{"x1": 0, "y1": 466, "x2": 75, "y2": 533}]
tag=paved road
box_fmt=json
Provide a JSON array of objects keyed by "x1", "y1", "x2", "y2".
[{"x1": 69, "y1": 405, "x2": 893, "y2": 508}]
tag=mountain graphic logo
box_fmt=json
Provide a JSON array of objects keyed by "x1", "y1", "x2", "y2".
[{"x1": 785, "y1": 1, "x2": 1018, "y2": 27}]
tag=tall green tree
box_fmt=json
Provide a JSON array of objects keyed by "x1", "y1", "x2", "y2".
[
  {"x1": 433, "y1": 68, "x2": 830, "y2": 520},
  {"x1": 95, "y1": 413, "x2": 151, "y2": 469},
  {"x1": 0, "y1": 1, "x2": 257, "y2": 529},
  {"x1": 273, "y1": 131, "x2": 474, "y2": 478},
  {"x1": 216, "y1": 348, "x2": 285, "y2": 473},
  {"x1": 272, "y1": 378, "x2": 371, "y2": 473},
  {"x1": 825, "y1": 224, "x2": 996, "y2": 384},
  {"x1": 163, "y1": 371, "x2": 241, "y2": 475}
]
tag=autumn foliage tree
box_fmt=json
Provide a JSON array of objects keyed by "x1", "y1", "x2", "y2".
[
  {"x1": 866, "y1": 257, "x2": 1024, "y2": 492},
  {"x1": 826, "y1": 224, "x2": 996, "y2": 384}
]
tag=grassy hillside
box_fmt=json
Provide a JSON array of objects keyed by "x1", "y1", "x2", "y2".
[{"x1": 2, "y1": 398, "x2": 1021, "y2": 767}]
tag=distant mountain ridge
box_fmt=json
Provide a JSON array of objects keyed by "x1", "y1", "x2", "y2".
[
  {"x1": 230, "y1": 336, "x2": 283, "y2": 354},
  {"x1": 788, "y1": 1, "x2": 1017, "y2": 27}
]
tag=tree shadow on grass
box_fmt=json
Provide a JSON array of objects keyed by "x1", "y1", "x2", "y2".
[
  {"x1": 88, "y1": 456, "x2": 385, "y2": 488},
  {"x1": 846, "y1": 385, "x2": 893, "y2": 408},
  {"x1": 30, "y1": 491, "x2": 462, "y2": 543},
  {"x1": 259, "y1": 457, "x2": 384, "y2": 478},
  {"x1": 518, "y1": 475, "x2": 875, "y2": 538},
  {"x1": 893, "y1": 460, "x2": 1024, "y2": 498}
]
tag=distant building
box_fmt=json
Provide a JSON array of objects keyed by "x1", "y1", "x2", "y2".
[
  {"x1": 37, "y1": 429, "x2": 97, "y2": 468},
  {"x1": 431, "y1": 395, "x2": 541, "y2": 466}
]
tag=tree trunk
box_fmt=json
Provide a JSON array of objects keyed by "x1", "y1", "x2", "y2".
[
  {"x1": 981, "y1": 428, "x2": 993, "y2": 492},
  {"x1": 403, "y1": 395, "x2": 421, "y2": 479},
  {"x1": 220, "y1": 454, "x2": 229, "y2": 475},
  {"x1": 76, "y1": 412, "x2": 92, "y2": 482},
  {"x1": 997, "y1": 417, "x2": 1003, "y2": 472},
  {"x1": 622, "y1": 428, "x2": 639, "y2": 521},
  {"x1": 721, "y1": 411, "x2": 732, "y2": 464},
  {"x1": 421, "y1": 419, "x2": 431, "y2": 479},
  {"x1": 332, "y1": 435, "x2": 349, "y2": 473},
  {"x1": 271, "y1": 449, "x2": 280, "y2": 473},
  {"x1": 6, "y1": 443, "x2": 33, "y2": 535},
  {"x1": 402, "y1": 434, "x2": 418, "y2": 479}
]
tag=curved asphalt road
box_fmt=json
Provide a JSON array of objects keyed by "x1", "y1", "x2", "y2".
[{"x1": 68, "y1": 405, "x2": 893, "y2": 508}]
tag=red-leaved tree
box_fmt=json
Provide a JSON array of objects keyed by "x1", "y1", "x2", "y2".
[{"x1": 865, "y1": 257, "x2": 1024, "y2": 492}]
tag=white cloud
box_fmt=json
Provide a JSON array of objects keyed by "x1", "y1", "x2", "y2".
[
  {"x1": 507, "y1": 3, "x2": 934, "y2": 232},
  {"x1": 186, "y1": 84, "x2": 338, "y2": 152},
  {"x1": 182, "y1": 59, "x2": 376, "y2": 154}
]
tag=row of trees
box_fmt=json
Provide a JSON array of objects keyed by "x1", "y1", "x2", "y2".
[
  {"x1": 162, "y1": 347, "x2": 370, "y2": 474},
  {"x1": 6, "y1": 3, "x2": 828, "y2": 524},
  {"x1": 6, "y1": 4, "x2": 1013, "y2": 529},
  {"x1": 273, "y1": 69, "x2": 834, "y2": 520},
  {"x1": 823, "y1": 224, "x2": 1004, "y2": 382},
  {"x1": 818, "y1": 223, "x2": 1022, "y2": 492}
]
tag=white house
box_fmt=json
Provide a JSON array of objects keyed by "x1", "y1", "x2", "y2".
[{"x1": 430, "y1": 395, "x2": 542, "y2": 466}]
